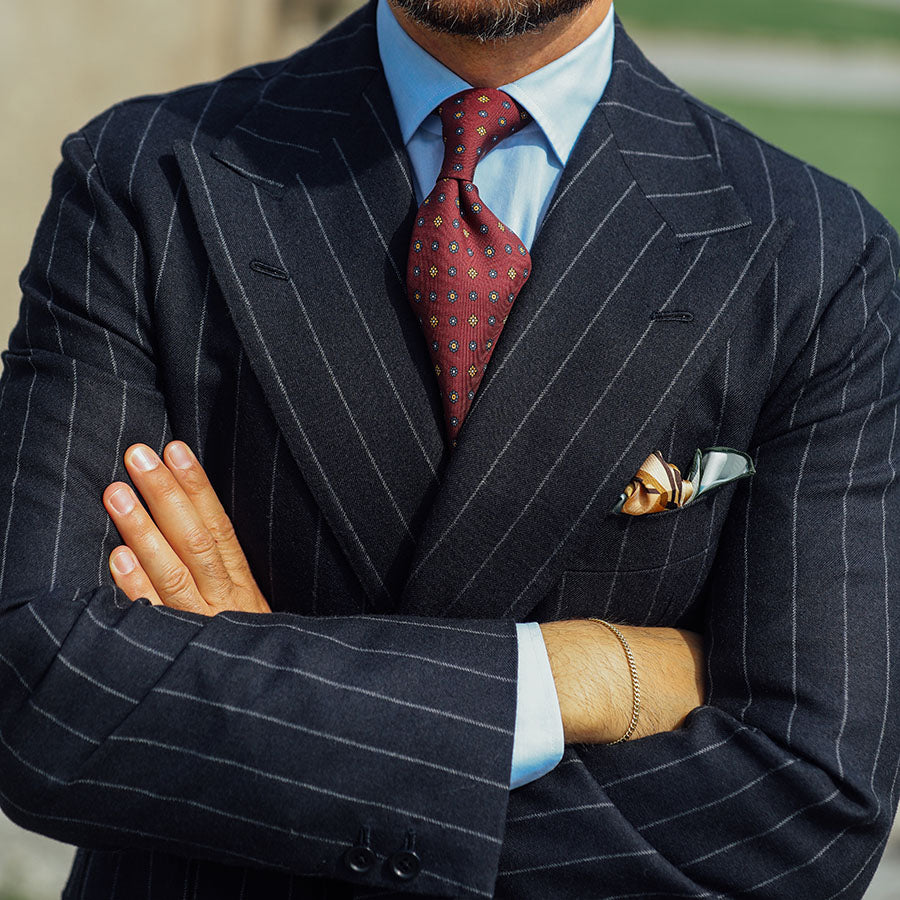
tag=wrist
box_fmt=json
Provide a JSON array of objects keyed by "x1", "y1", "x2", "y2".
[
  {"x1": 539, "y1": 619, "x2": 631, "y2": 744},
  {"x1": 539, "y1": 619, "x2": 706, "y2": 746}
]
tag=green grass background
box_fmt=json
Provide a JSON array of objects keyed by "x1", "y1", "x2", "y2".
[{"x1": 618, "y1": 0, "x2": 900, "y2": 47}]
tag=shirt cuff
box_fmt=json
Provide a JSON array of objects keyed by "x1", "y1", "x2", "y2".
[{"x1": 510, "y1": 622, "x2": 565, "y2": 789}]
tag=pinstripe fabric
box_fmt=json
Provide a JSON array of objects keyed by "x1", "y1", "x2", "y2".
[{"x1": 1, "y1": 2, "x2": 899, "y2": 897}]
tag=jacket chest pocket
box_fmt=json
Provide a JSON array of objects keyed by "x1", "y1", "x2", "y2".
[{"x1": 546, "y1": 481, "x2": 739, "y2": 626}]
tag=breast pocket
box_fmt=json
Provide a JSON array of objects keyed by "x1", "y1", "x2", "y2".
[{"x1": 550, "y1": 480, "x2": 740, "y2": 626}]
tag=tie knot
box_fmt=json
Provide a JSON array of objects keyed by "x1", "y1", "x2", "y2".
[{"x1": 436, "y1": 88, "x2": 529, "y2": 182}]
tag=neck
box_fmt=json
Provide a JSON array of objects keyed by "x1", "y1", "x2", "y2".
[{"x1": 386, "y1": 0, "x2": 613, "y2": 88}]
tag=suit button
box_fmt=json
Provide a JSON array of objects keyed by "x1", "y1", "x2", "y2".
[
  {"x1": 342, "y1": 845, "x2": 376, "y2": 874},
  {"x1": 387, "y1": 850, "x2": 421, "y2": 881}
]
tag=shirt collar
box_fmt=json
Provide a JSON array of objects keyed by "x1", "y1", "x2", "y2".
[{"x1": 375, "y1": 0, "x2": 615, "y2": 167}]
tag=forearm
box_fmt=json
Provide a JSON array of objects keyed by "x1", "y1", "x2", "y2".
[
  {"x1": 540, "y1": 619, "x2": 705, "y2": 744},
  {"x1": 0, "y1": 588, "x2": 518, "y2": 896}
]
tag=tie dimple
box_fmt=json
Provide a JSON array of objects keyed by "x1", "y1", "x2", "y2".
[{"x1": 406, "y1": 88, "x2": 533, "y2": 450}]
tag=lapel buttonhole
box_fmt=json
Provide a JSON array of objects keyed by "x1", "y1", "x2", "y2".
[
  {"x1": 651, "y1": 309, "x2": 694, "y2": 323},
  {"x1": 249, "y1": 259, "x2": 291, "y2": 281}
]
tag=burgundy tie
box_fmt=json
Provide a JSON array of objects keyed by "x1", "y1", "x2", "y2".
[{"x1": 406, "y1": 88, "x2": 533, "y2": 450}]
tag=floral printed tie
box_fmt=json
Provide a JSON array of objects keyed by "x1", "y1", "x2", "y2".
[{"x1": 406, "y1": 88, "x2": 533, "y2": 450}]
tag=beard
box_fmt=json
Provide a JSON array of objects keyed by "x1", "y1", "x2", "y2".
[{"x1": 388, "y1": 0, "x2": 598, "y2": 42}]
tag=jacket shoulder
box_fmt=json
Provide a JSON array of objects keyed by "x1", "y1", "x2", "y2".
[
  {"x1": 673, "y1": 88, "x2": 899, "y2": 346},
  {"x1": 681, "y1": 92, "x2": 894, "y2": 255},
  {"x1": 67, "y1": 3, "x2": 376, "y2": 187}
]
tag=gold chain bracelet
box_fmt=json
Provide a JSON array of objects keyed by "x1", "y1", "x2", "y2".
[{"x1": 588, "y1": 618, "x2": 641, "y2": 744}]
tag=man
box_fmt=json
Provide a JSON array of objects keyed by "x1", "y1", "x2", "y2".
[{"x1": 0, "y1": 0, "x2": 898, "y2": 896}]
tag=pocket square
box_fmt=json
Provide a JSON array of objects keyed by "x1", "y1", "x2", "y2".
[{"x1": 613, "y1": 447, "x2": 755, "y2": 516}]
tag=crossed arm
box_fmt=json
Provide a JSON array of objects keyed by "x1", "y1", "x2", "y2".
[{"x1": 103, "y1": 440, "x2": 706, "y2": 748}]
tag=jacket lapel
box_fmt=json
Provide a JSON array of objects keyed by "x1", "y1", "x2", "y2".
[
  {"x1": 175, "y1": 4, "x2": 793, "y2": 622},
  {"x1": 175, "y1": 1, "x2": 448, "y2": 611},
  {"x1": 397, "y1": 18, "x2": 793, "y2": 619}
]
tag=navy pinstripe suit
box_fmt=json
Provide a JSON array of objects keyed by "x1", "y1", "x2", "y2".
[{"x1": 1, "y1": 2, "x2": 899, "y2": 896}]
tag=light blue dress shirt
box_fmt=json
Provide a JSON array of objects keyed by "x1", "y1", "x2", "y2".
[{"x1": 376, "y1": 0, "x2": 616, "y2": 788}]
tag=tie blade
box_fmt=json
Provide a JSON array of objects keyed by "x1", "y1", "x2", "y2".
[{"x1": 428, "y1": 317, "x2": 500, "y2": 446}]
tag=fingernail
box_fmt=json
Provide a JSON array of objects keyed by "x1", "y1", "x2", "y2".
[
  {"x1": 111, "y1": 549, "x2": 136, "y2": 575},
  {"x1": 167, "y1": 442, "x2": 192, "y2": 470},
  {"x1": 130, "y1": 446, "x2": 158, "y2": 472},
  {"x1": 109, "y1": 487, "x2": 136, "y2": 515}
]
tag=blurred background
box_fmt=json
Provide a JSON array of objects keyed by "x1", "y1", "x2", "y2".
[{"x1": 1, "y1": 0, "x2": 898, "y2": 897}]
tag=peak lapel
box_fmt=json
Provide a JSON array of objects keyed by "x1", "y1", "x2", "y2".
[
  {"x1": 175, "y1": 3, "x2": 448, "y2": 611},
  {"x1": 398, "y1": 19, "x2": 793, "y2": 619}
]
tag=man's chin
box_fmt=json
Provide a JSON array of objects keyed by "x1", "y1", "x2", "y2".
[{"x1": 388, "y1": 0, "x2": 597, "y2": 42}]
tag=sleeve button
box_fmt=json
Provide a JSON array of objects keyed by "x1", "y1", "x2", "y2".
[
  {"x1": 342, "y1": 845, "x2": 376, "y2": 874},
  {"x1": 387, "y1": 850, "x2": 421, "y2": 881}
]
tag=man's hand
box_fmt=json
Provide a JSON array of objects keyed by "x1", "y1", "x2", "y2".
[{"x1": 103, "y1": 441, "x2": 270, "y2": 616}]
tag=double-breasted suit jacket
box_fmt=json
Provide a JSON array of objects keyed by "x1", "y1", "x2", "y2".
[{"x1": 1, "y1": 1, "x2": 899, "y2": 897}]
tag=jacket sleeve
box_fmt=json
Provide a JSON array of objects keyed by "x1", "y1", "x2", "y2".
[
  {"x1": 497, "y1": 222, "x2": 900, "y2": 898},
  {"x1": 0, "y1": 124, "x2": 518, "y2": 900}
]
